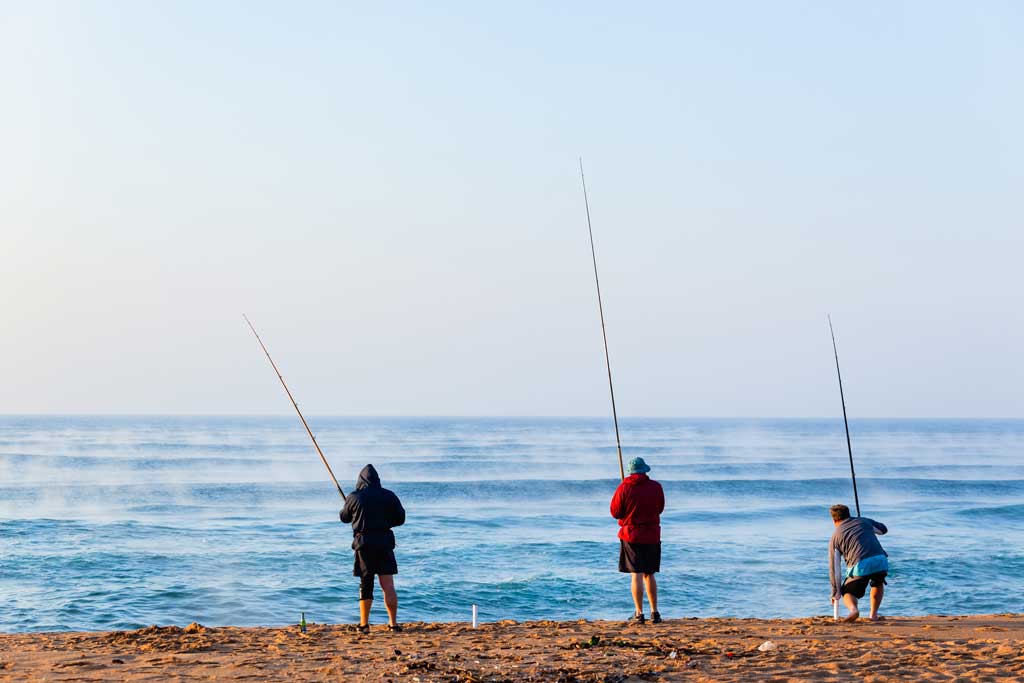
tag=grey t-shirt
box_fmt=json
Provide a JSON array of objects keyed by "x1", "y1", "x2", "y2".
[{"x1": 829, "y1": 517, "x2": 888, "y2": 596}]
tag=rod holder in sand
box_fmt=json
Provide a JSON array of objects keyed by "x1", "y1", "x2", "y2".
[
  {"x1": 472, "y1": 604, "x2": 478, "y2": 629},
  {"x1": 832, "y1": 549, "x2": 843, "y2": 622}
]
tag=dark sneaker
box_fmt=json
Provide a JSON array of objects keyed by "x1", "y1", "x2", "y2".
[
  {"x1": 387, "y1": 623, "x2": 403, "y2": 632},
  {"x1": 629, "y1": 613, "x2": 646, "y2": 625},
  {"x1": 355, "y1": 623, "x2": 370, "y2": 634},
  {"x1": 651, "y1": 611, "x2": 662, "y2": 624}
]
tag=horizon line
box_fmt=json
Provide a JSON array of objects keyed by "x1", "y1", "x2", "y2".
[{"x1": 0, "y1": 413, "x2": 1021, "y2": 421}]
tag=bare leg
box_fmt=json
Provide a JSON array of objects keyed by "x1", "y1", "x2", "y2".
[
  {"x1": 358, "y1": 599, "x2": 372, "y2": 627},
  {"x1": 842, "y1": 592, "x2": 860, "y2": 622},
  {"x1": 643, "y1": 574, "x2": 658, "y2": 614},
  {"x1": 378, "y1": 574, "x2": 398, "y2": 625},
  {"x1": 869, "y1": 584, "x2": 884, "y2": 621},
  {"x1": 630, "y1": 573, "x2": 644, "y2": 615}
]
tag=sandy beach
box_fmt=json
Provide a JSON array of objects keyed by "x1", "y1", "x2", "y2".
[{"x1": 1, "y1": 614, "x2": 1021, "y2": 682}]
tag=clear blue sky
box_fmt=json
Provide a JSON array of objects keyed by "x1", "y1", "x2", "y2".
[{"x1": 2, "y1": 2, "x2": 1021, "y2": 417}]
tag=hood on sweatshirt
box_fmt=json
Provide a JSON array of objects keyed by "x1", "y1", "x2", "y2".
[{"x1": 356, "y1": 464, "x2": 381, "y2": 490}]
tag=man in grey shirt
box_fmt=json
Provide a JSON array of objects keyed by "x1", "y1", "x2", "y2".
[{"x1": 829, "y1": 504, "x2": 889, "y2": 622}]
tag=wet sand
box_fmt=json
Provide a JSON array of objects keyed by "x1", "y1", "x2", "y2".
[{"x1": 1, "y1": 614, "x2": 1021, "y2": 682}]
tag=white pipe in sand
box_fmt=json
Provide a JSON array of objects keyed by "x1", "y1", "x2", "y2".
[
  {"x1": 472, "y1": 604, "x2": 478, "y2": 629},
  {"x1": 832, "y1": 549, "x2": 843, "y2": 622}
]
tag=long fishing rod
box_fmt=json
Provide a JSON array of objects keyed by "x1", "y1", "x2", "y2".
[
  {"x1": 828, "y1": 314, "x2": 860, "y2": 517},
  {"x1": 244, "y1": 314, "x2": 345, "y2": 499},
  {"x1": 579, "y1": 159, "x2": 625, "y2": 481}
]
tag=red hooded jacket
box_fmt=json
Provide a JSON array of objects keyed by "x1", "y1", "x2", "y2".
[{"x1": 610, "y1": 473, "x2": 665, "y2": 544}]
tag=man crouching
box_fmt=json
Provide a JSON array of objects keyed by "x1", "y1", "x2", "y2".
[{"x1": 829, "y1": 504, "x2": 888, "y2": 622}]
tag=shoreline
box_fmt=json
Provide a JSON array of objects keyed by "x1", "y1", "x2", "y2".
[{"x1": 1, "y1": 614, "x2": 1021, "y2": 682}]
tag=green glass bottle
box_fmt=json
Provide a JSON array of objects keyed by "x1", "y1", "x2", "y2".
[{"x1": 300, "y1": 612, "x2": 307, "y2": 633}]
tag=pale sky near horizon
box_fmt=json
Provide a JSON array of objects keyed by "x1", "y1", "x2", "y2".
[{"x1": 2, "y1": 2, "x2": 1021, "y2": 417}]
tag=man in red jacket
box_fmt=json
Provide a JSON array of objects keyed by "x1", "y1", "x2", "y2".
[{"x1": 610, "y1": 457, "x2": 665, "y2": 624}]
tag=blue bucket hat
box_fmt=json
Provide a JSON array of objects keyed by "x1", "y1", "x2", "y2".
[{"x1": 627, "y1": 457, "x2": 650, "y2": 475}]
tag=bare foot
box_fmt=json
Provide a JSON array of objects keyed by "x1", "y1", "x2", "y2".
[
  {"x1": 870, "y1": 615, "x2": 885, "y2": 622},
  {"x1": 844, "y1": 610, "x2": 860, "y2": 623}
]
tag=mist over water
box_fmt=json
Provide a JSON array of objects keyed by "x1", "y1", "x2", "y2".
[{"x1": 1, "y1": 416, "x2": 1022, "y2": 632}]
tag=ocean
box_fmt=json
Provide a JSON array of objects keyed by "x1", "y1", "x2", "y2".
[{"x1": 1, "y1": 416, "x2": 1022, "y2": 632}]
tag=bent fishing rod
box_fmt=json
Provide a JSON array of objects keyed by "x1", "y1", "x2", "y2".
[
  {"x1": 244, "y1": 314, "x2": 345, "y2": 499},
  {"x1": 828, "y1": 315, "x2": 860, "y2": 517},
  {"x1": 579, "y1": 159, "x2": 625, "y2": 481}
]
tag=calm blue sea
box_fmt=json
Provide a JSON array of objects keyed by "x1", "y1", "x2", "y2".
[{"x1": 1, "y1": 416, "x2": 1022, "y2": 632}]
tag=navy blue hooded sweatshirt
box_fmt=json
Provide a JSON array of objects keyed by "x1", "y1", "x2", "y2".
[{"x1": 339, "y1": 464, "x2": 405, "y2": 550}]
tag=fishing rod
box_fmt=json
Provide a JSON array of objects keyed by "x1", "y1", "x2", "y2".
[
  {"x1": 579, "y1": 159, "x2": 625, "y2": 481},
  {"x1": 244, "y1": 314, "x2": 345, "y2": 499},
  {"x1": 828, "y1": 315, "x2": 860, "y2": 516},
  {"x1": 827, "y1": 315, "x2": 863, "y2": 622}
]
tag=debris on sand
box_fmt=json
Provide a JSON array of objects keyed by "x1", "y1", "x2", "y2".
[{"x1": 2, "y1": 615, "x2": 1022, "y2": 682}]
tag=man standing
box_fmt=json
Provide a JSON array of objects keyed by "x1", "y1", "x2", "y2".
[
  {"x1": 610, "y1": 457, "x2": 665, "y2": 624},
  {"x1": 340, "y1": 464, "x2": 406, "y2": 633},
  {"x1": 829, "y1": 504, "x2": 889, "y2": 622}
]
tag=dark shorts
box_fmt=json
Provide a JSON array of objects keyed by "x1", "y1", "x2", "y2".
[
  {"x1": 618, "y1": 540, "x2": 661, "y2": 574},
  {"x1": 353, "y1": 546, "x2": 398, "y2": 578},
  {"x1": 841, "y1": 571, "x2": 887, "y2": 599}
]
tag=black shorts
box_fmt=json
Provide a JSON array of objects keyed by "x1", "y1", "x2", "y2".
[
  {"x1": 353, "y1": 546, "x2": 398, "y2": 577},
  {"x1": 841, "y1": 571, "x2": 887, "y2": 599},
  {"x1": 618, "y1": 540, "x2": 661, "y2": 574}
]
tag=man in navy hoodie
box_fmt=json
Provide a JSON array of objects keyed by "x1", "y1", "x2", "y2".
[
  {"x1": 610, "y1": 457, "x2": 665, "y2": 624},
  {"x1": 340, "y1": 464, "x2": 406, "y2": 633}
]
